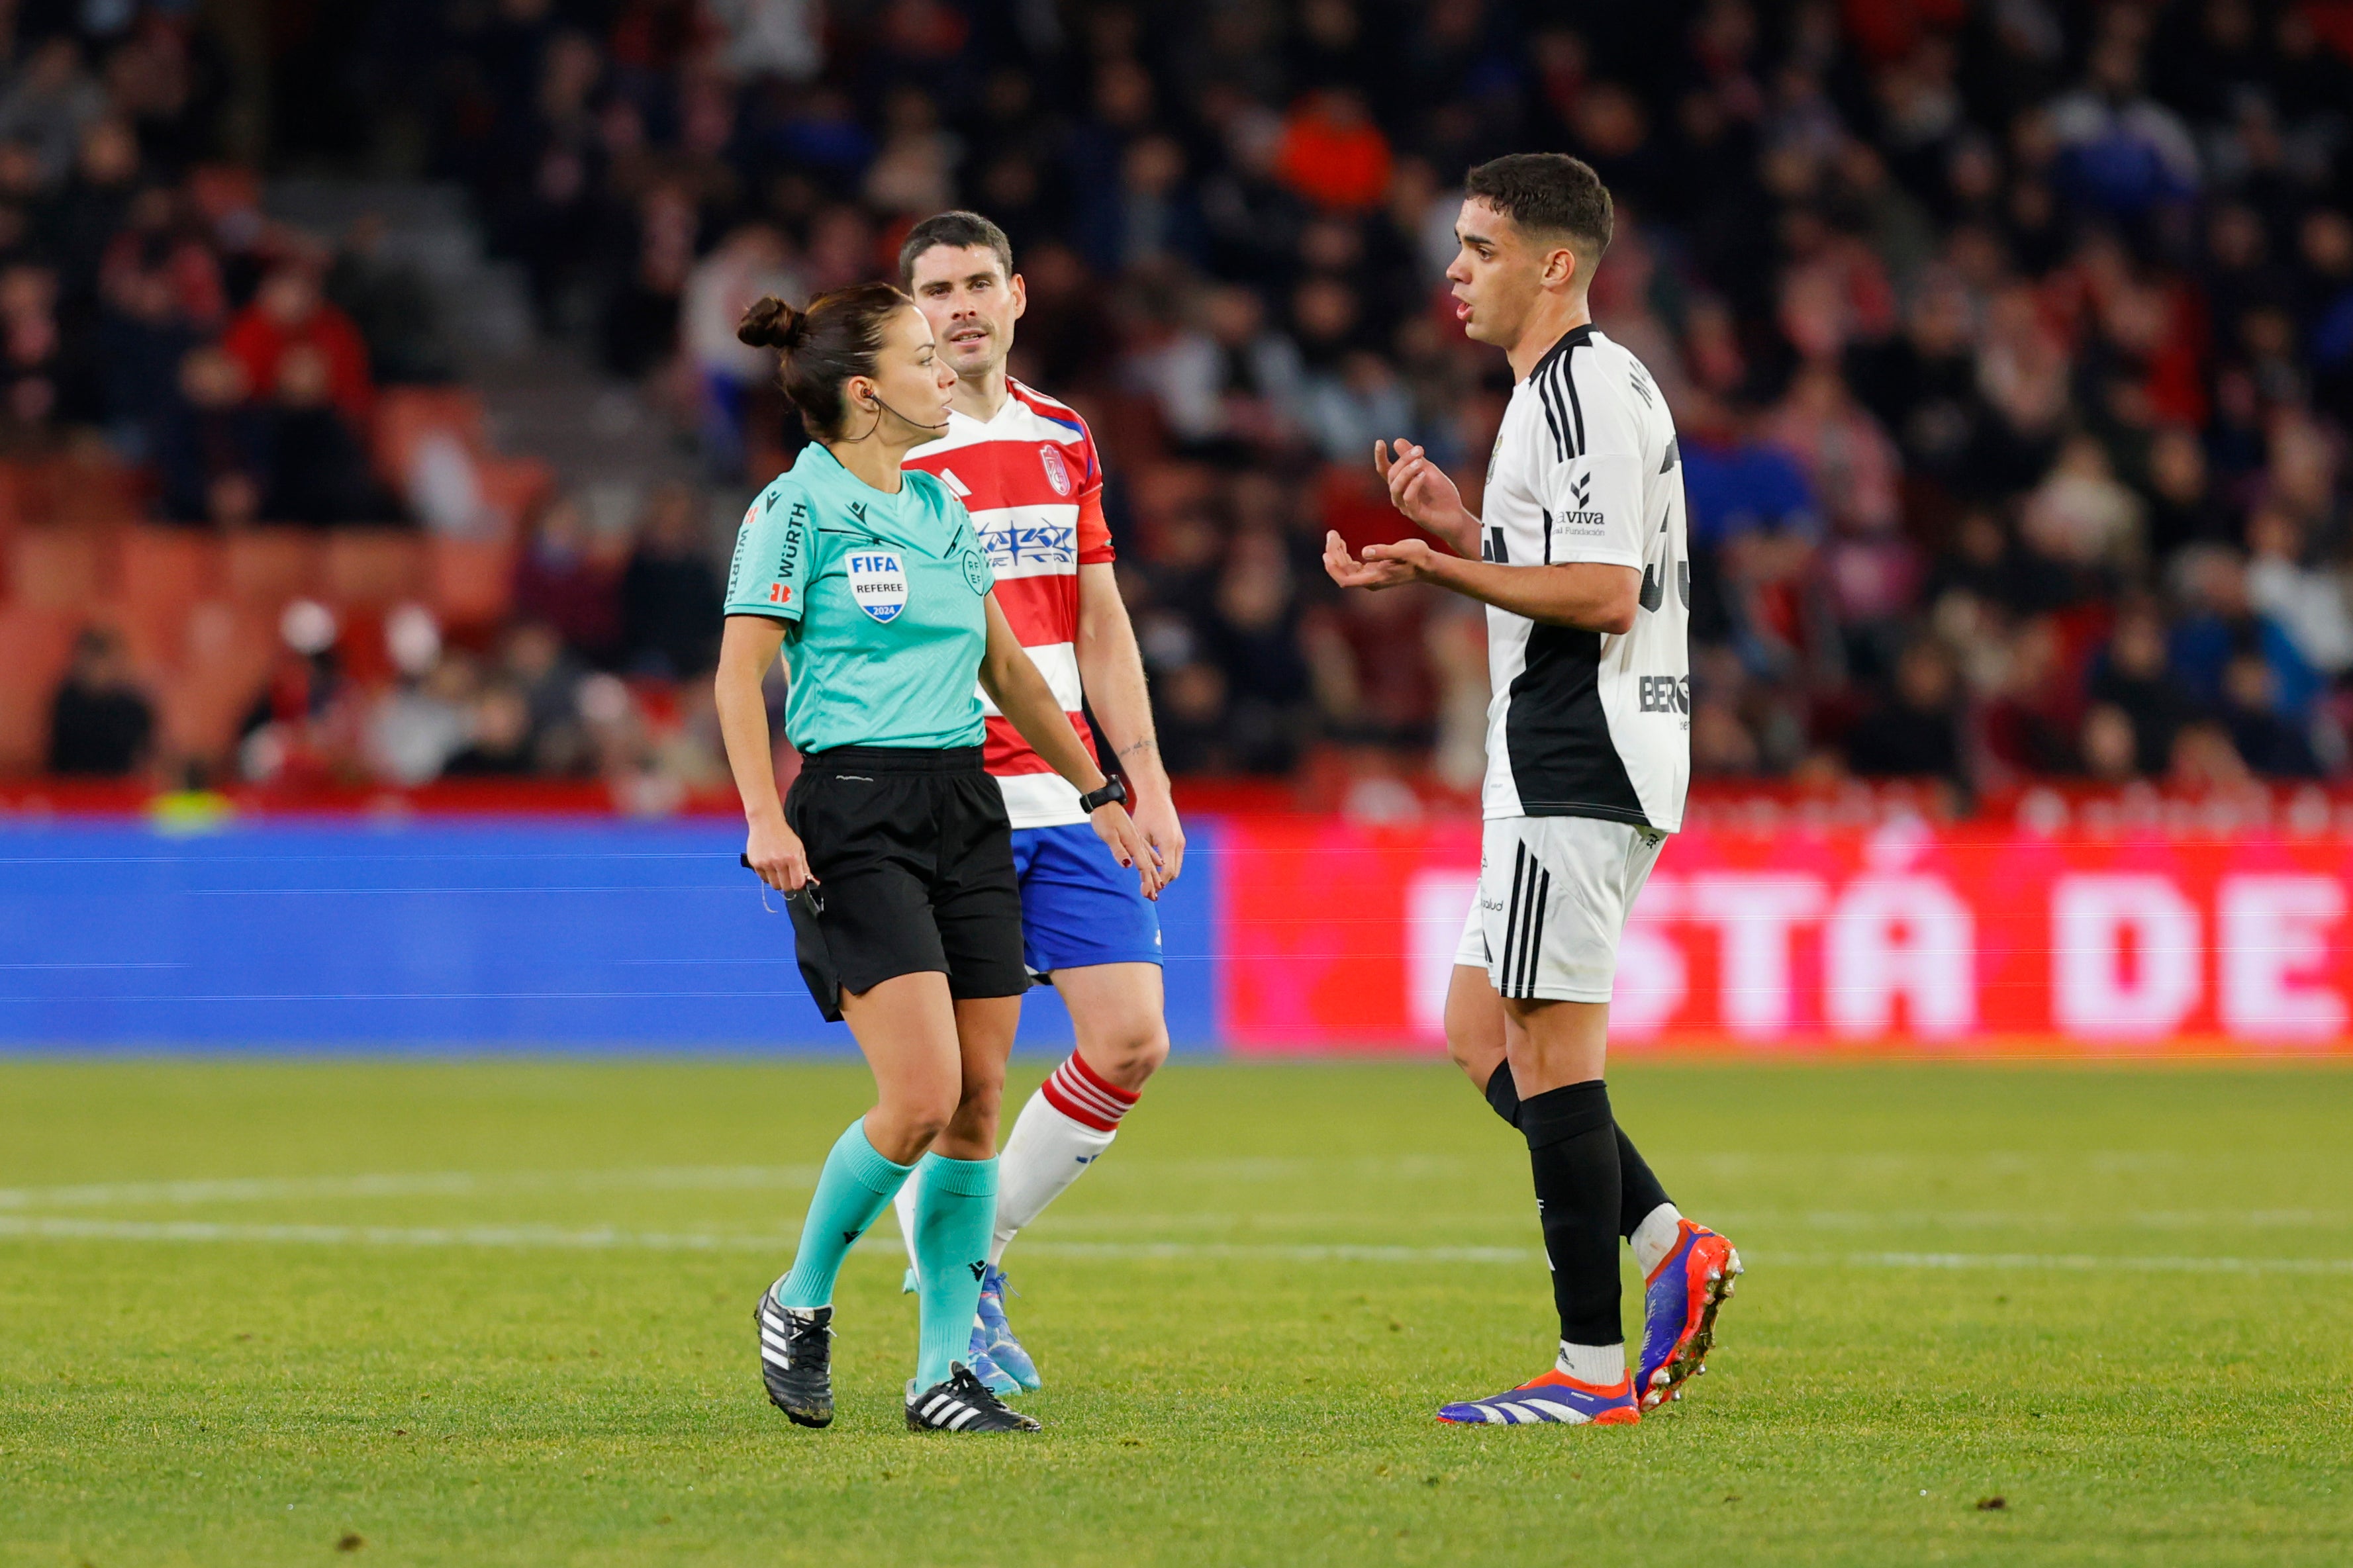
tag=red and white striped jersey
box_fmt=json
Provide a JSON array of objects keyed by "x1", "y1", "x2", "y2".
[{"x1": 904, "y1": 379, "x2": 1114, "y2": 827}]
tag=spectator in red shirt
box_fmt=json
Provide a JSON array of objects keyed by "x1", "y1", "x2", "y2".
[
  {"x1": 221, "y1": 262, "x2": 374, "y2": 430},
  {"x1": 1273, "y1": 87, "x2": 1392, "y2": 212}
]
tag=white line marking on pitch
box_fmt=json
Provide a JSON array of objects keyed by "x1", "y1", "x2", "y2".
[
  {"x1": 1762, "y1": 1250, "x2": 2353, "y2": 1275},
  {"x1": 1, "y1": 1218, "x2": 2345, "y2": 1275},
  {"x1": 0, "y1": 1217, "x2": 799, "y2": 1249},
  {"x1": 0, "y1": 1167, "x2": 819, "y2": 1211}
]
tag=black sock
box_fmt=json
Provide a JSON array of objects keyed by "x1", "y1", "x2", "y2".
[
  {"x1": 1481, "y1": 1062, "x2": 1521, "y2": 1128},
  {"x1": 1616, "y1": 1125, "x2": 1672, "y2": 1239},
  {"x1": 1519, "y1": 1079, "x2": 1622, "y2": 1349},
  {"x1": 1490, "y1": 1067, "x2": 1668, "y2": 1244}
]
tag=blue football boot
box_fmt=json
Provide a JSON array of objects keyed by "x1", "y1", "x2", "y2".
[
  {"x1": 1436, "y1": 1368, "x2": 1641, "y2": 1426},
  {"x1": 965, "y1": 1319, "x2": 1022, "y2": 1398},
  {"x1": 975, "y1": 1264, "x2": 1041, "y2": 1391}
]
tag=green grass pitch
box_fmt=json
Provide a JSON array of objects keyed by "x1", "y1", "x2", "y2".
[{"x1": 3, "y1": 1057, "x2": 2350, "y2": 1567}]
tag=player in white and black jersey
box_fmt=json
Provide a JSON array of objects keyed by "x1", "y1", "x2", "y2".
[{"x1": 1325, "y1": 154, "x2": 1739, "y2": 1428}]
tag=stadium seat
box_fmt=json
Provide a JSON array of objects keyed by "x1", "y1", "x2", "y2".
[
  {"x1": 152, "y1": 600, "x2": 277, "y2": 764},
  {"x1": 87, "y1": 598, "x2": 179, "y2": 685},
  {"x1": 372, "y1": 387, "x2": 487, "y2": 486},
  {"x1": 224, "y1": 529, "x2": 326, "y2": 608},
  {"x1": 475, "y1": 457, "x2": 555, "y2": 539},
  {"x1": 0, "y1": 460, "x2": 33, "y2": 535},
  {"x1": 0, "y1": 454, "x2": 142, "y2": 534},
  {"x1": 324, "y1": 529, "x2": 428, "y2": 606},
  {"x1": 114, "y1": 528, "x2": 224, "y2": 663},
  {"x1": 45, "y1": 455, "x2": 144, "y2": 531},
  {"x1": 0, "y1": 604, "x2": 83, "y2": 772},
  {"x1": 430, "y1": 536, "x2": 518, "y2": 630},
  {"x1": 6, "y1": 529, "x2": 109, "y2": 610},
  {"x1": 120, "y1": 526, "x2": 224, "y2": 605}
]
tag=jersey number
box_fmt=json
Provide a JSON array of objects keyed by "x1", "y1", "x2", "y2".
[{"x1": 1639, "y1": 554, "x2": 1690, "y2": 614}]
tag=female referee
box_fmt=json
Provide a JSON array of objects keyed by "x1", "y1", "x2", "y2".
[{"x1": 715, "y1": 281, "x2": 1162, "y2": 1435}]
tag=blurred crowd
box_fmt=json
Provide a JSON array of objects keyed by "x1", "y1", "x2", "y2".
[
  {"x1": 23, "y1": 0, "x2": 2353, "y2": 806},
  {"x1": 4, "y1": 3, "x2": 739, "y2": 794},
  {"x1": 0, "y1": 23, "x2": 429, "y2": 520}
]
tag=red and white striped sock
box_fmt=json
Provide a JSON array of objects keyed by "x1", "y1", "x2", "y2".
[
  {"x1": 1038, "y1": 1052, "x2": 1139, "y2": 1132},
  {"x1": 893, "y1": 1052, "x2": 1143, "y2": 1276},
  {"x1": 990, "y1": 1053, "x2": 1137, "y2": 1264}
]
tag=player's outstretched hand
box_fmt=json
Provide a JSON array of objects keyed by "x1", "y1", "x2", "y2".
[
  {"x1": 744, "y1": 817, "x2": 815, "y2": 894},
  {"x1": 1090, "y1": 802, "x2": 1167, "y2": 901},
  {"x1": 1374, "y1": 439, "x2": 1470, "y2": 545},
  {"x1": 1323, "y1": 530, "x2": 1433, "y2": 591}
]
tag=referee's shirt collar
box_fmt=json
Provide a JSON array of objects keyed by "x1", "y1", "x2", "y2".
[{"x1": 1529, "y1": 322, "x2": 1598, "y2": 380}]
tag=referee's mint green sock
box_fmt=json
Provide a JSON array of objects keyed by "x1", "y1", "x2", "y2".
[
  {"x1": 910, "y1": 1151, "x2": 998, "y2": 1389},
  {"x1": 773, "y1": 1119, "x2": 915, "y2": 1311}
]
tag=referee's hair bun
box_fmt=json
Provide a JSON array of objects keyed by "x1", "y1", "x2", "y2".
[
  {"x1": 738, "y1": 295, "x2": 804, "y2": 351},
  {"x1": 747, "y1": 279, "x2": 908, "y2": 441}
]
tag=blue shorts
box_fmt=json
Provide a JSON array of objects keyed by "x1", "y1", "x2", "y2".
[{"x1": 1011, "y1": 821, "x2": 1163, "y2": 977}]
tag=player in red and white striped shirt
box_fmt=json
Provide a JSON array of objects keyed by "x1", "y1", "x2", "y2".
[{"x1": 885, "y1": 211, "x2": 1184, "y2": 1395}]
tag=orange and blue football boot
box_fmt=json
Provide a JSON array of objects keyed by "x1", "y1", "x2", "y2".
[
  {"x1": 1436, "y1": 1368, "x2": 1641, "y2": 1426},
  {"x1": 1637, "y1": 1219, "x2": 1741, "y2": 1410}
]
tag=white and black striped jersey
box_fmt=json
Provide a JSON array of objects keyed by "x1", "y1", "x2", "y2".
[{"x1": 1476, "y1": 323, "x2": 1690, "y2": 831}]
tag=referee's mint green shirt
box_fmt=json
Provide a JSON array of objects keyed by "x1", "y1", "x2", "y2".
[{"x1": 724, "y1": 442, "x2": 996, "y2": 755}]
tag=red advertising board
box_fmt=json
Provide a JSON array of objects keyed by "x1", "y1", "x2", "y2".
[{"x1": 1215, "y1": 816, "x2": 2353, "y2": 1054}]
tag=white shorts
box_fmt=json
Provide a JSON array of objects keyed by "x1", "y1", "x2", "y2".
[{"x1": 1452, "y1": 815, "x2": 1668, "y2": 1003}]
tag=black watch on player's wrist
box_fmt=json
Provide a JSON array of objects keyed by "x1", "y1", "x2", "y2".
[{"x1": 1079, "y1": 778, "x2": 1128, "y2": 813}]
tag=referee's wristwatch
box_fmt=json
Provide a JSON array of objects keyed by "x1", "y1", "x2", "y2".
[{"x1": 1079, "y1": 778, "x2": 1128, "y2": 813}]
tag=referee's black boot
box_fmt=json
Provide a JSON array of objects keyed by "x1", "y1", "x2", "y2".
[
  {"x1": 755, "y1": 1291, "x2": 834, "y2": 1428},
  {"x1": 906, "y1": 1362, "x2": 1041, "y2": 1432}
]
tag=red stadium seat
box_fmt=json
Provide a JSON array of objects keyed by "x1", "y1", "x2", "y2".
[
  {"x1": 224, "y1": 528, "x2": 326, "y2": 608},
  {"x1": 0, "y1": 460, "x2": 34, "y2": 535},
  {"x1": 152, "y1": 600, "x2": 277, "y2": 764},
  {"x1": 373, "y1": 387, "x2": 488, "y2": 486},
  {"x1": 120, "y1": 526, "x2": 225, "y2": 606},
  {"x1": 474, "y1": 457, "x2": 555, "y2": 540},
  {"x1": 88, "y1": 600, "x2": 179, "y2": 685},
  {"x1": 115, "y1": 528, "x2": 224, "y2": 665},
  {"x1": 430, "y1": 536, "x2": 518, "y2": 629},
  {"x1": 0, "y1": 604, "x2": 84, "y2": 772},
  {"x1": 0, "y1": 455, "x2": 142, "y2": 535},
  {"x1": 324, "y1": 529, "x2": 428, "y2": 606},
  {"x1": 46, "y1": 455, "x2": 144, "y2": 531},
  {"x1": 7, "y1": 528, "x2": 108, "y2": 610}
]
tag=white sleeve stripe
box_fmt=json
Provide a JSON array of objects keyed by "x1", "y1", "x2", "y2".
[
  {"x1": 1541, "y1": 361, "x2": 1572, "y2": 461},
  {"x1": 1537, "y1": 349, "x2": 1587, "y2": 461},
  {"x1": 1562, "y1": 351, "x2": 1586, "y2": 453},
  {"x1": 973, "y1": 641, "x2": 1081, "y2": 714},
  {"x1": 964, "y1": 502, "x2": 1080, "y2": 527},
  {"x1": 1536, "y1": 365, "x2": 1567, "y2": 461}
]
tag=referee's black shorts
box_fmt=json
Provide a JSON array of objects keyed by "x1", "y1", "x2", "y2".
[{"x1": 784, "y1": 745, "x2": 1026, "y2": 1005}]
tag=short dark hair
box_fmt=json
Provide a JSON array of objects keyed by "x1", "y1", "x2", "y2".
[
  {"x1": 898, "y1": 210, "x2": 1014, "y2": 287},
  {"x1": 736, "y1": 281, "x2": 910, "y2": 441},
  {"x1": 1463, "y1": 153, "x2": 1613, "y2": 271}
]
